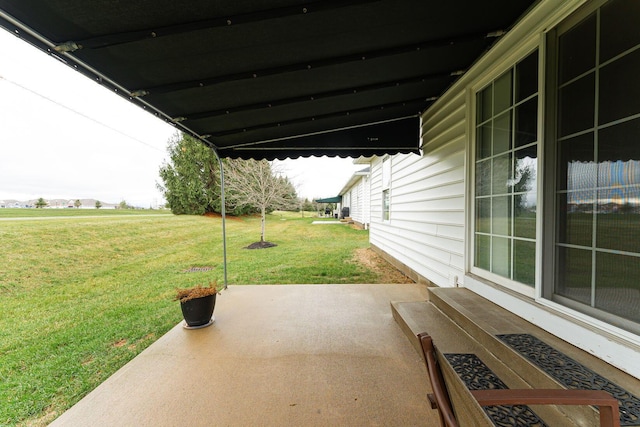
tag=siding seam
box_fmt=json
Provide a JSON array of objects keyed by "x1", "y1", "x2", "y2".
[{"x1": 372, "y1": 227, "x2": 464, "y2": 249}]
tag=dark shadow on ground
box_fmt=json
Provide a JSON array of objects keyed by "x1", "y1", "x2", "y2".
[{"x1": 244, "y1": 241, "x2": 277, "y2": 249}]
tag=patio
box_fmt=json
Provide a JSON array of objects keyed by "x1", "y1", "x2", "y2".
[{"x1": 50, "y1": 283, "x2": 436, "y2": 426}]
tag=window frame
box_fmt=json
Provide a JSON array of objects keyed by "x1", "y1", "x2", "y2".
[
  {"x1": 381, "y1": 156, "x2": 391, "y2": 221},
  {"x1": 542, "y1": 0, "x2": 640, "y2": 335},
  {"x1": 469, "y1": 45, "x2": 542, "y2": 298},
  {"x1": 459, "y1": 0, "x2": 640, "y2": 372}
]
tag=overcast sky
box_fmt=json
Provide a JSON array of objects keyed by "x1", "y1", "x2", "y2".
[{"x1": 0, "y1": 30, "x2": 361, "y2": 207}]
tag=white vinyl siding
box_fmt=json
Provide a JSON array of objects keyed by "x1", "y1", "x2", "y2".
[
  {"x1": 365, "y1": 0, "x2": 640, "y2": 379},
  {"x1": 356, "y1": 175, "x2": 370, "y2": 227},
  {"x1": 370, "y1": 92, "x2": 466, "y2": 287},
  {"x1": 343, "y1": 174, "x2": 370, "y2": 227},
  {"x1": 370, "y1": 161, "x2": 384, "y2": 224},
  {"x1": 349, "y1": 187, "x2": 360, "y2": 223}
]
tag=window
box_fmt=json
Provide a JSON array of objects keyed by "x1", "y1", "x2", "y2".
[
  {"x1": 382, "y1": 157, "x2": 391, "y2": 221},
  {"x1": 546, "y1": 0, "x2": 640, "y2": 330},
  {"x1": 474, "y1": 51, "x2": 539, "y2": 288},
  {"x1": 382, "y1": 189, "x2": 390, "y2": 221}
]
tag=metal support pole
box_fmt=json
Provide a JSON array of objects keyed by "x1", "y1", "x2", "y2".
[{"x1": 211, "y1": 147, "x2": 228, "y2": 289}]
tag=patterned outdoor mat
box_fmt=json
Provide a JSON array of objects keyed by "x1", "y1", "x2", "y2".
[
  {"x1": 497, "y1": 333, "x2": 640, "y2": 426},
  {"x1": 444, "y1": 353, "x2": 548, "y2": 427}
]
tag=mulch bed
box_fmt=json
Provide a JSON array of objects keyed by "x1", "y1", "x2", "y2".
[{"x1": 244, "y1": 241, "x2": 277, "y2": 249}]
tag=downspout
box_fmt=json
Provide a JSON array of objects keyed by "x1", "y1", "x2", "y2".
[{"x1": 211, "y1": 147, "x2": 228, "y2": 289}]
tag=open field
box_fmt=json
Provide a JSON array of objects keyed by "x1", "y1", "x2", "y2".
[
  {"x1": 0, "y1": 207, "x2": 171, "y2": 218},
  {"x1": 0, "y1": 210, "x2": 398, "y2": 426}
]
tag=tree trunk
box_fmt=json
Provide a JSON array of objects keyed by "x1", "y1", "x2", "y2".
[{"x1": 260, "y1": 206, "x2": 266, "y2": 242}]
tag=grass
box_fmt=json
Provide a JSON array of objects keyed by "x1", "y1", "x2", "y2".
[
  {"x1": 0, "y1": 207, "x2": 169, "y2": 218},
  {"x1": 0, "y1": 210, "x2": 378, "y2": 426}
]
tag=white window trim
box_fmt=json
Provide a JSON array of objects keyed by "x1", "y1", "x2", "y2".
[
  {"x1": 381, "y1": 156, "x2": 391, "y2": 222},
  {"x1": 542, "y1": 0, "x2": 640, "y2": 336},
  {"x1": 382, "y1": 189, "x2": 390, "y2": 222},
  {"x1": 466, "y1": 34, "x2": 542, "y2": 298}
]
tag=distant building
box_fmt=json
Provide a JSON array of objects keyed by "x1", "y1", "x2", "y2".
[{"x1": 338, "y1": 167, "x2": 370, "y2": 229}]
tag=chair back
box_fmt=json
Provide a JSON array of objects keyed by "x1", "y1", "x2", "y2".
[{"x1": 418, "y1": 333, "x2": 459, "y2": 427}]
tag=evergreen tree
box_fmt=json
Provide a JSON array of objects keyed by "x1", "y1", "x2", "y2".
[
  {"x1": 157, "y1": 132, "x2": 261, "y2": 216},
  {"x1": 157, "y1": 133, "x2": 222, "y2": 215}
]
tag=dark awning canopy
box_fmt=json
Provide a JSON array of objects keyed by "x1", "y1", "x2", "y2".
[
  {"x1": 314, "y1": 196, "x2": 342, "y2": 204},
  {"x1": 0, "y1": 0, "x2": 537, "y2": 160}
]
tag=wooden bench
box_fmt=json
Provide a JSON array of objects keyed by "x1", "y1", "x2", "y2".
[{"x1": 418, "y1": 332, "x2": 621, "y2": 427}]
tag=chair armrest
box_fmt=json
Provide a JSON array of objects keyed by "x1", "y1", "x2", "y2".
[{"x1": 470, "y1": 389, "x2": 620, "y2": 427}]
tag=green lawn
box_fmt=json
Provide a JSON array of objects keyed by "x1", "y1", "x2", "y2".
[
  {"x1": 0, "y1": 207, "x2": 170, "y2": 218},
  {"x1": 0, "y1": 210, "x2": 377, "y2": 426}
]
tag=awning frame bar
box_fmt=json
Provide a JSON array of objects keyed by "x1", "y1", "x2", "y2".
[{"x1": 211, "y1": 147, "x2": 228, "y2": 289}]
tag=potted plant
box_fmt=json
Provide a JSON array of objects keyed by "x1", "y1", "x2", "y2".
[{"x1": 174, "y1": 282, "x2": 220, "y2": 329}]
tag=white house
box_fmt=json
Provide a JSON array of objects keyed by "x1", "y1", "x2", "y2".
[
  {"x1": 364, "y1": 0, "x2": 640, "y2": 381},
  {"x1": 338, "y1": 167, "x2": 371, "y2": 229}
]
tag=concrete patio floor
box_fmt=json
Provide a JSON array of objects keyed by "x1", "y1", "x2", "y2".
[{"x1": 51, "y1": 283, "x2": 437, "y2": 426}]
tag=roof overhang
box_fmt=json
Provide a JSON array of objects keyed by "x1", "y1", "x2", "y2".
[
  {"x1": 314, "y1": 196, "x2": 342, "y2": 204},
  {"x1": 0, "y1": 0, "x2": 537, "y2": 160},
  {"x1": 339, "y1": 167, "x2": 370, "y2": 195}
]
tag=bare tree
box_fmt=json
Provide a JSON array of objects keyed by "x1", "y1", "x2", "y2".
[{"x1": 224, "y1": 159, "x2": 297, "y2": 244}]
